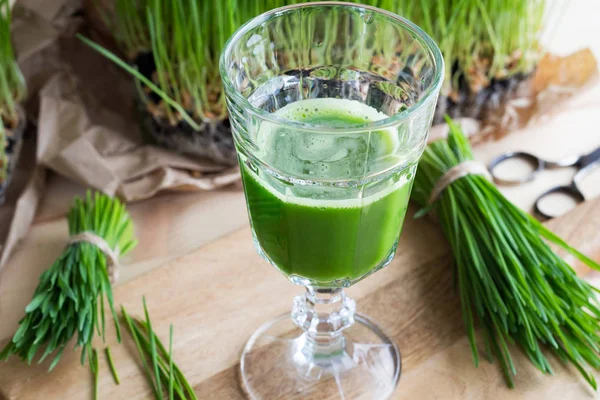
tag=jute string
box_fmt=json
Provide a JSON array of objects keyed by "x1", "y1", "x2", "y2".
[
  {"x1": 428, "y1": 160, "x2": 492, "y2": 205},
  {"x1": 68, "y1": 232, "x2": 120, "y2": 283}
]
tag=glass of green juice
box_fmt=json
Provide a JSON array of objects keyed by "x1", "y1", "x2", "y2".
[{"x1": 220, "y1": 2, "x2": 443, "y2": 399}]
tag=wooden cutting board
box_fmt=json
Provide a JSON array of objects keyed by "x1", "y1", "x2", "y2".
[{"x1": 1, "y1": 198, "x2": 600, "y2": 400}]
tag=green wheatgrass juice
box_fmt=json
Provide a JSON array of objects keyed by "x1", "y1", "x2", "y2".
[{"x1": 241, "y1": 98, "x2": 414, "y2": 283}]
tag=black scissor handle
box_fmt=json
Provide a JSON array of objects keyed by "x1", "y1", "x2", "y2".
[
  {"x1": 488, "y1": 152, "x2": 544, "y2": 185},
  {"x1": 533, "y1": 184, "x2": 585, "y2": 220}
]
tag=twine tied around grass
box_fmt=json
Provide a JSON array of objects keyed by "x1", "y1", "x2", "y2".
[
  {"x1": 428, "y1": 160, "x2": 492, "y2": 205},
  {"x1": 68, "y1": 232, "x2": 121, "y2": 283}
]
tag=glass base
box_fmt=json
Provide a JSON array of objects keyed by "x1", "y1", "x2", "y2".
[{"x1": 240, "y1": 313, "x2": 401, "y2": 400}]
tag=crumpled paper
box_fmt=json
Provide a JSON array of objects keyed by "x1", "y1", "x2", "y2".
[
  {"x1": 0, "y1": 134, "x2": 45, "y2": 269},
  {"x1": 0, "y1": 0, "x2": 62, "y2": 273},
  {"x1": 37, "y1": 71, "x2": 240, "y2": 201},
  {"x1": 36, "y1": 11, "x2": 240, "y2": 202},
  {"x1": 0, "y1": 0, "x2": 239, "y2": 272}
]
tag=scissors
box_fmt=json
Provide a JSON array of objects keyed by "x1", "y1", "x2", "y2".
[{"x1": 488, "y1": 146, "x2": 600, "y2": 220}]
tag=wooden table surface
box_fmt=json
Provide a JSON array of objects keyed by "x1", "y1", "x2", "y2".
[
  {"x1": 1, "y1": 1, "x2": 600, "y2": 398},
  {"x1": 1, "y1": 193, "x2": 600, "y2": 400}
]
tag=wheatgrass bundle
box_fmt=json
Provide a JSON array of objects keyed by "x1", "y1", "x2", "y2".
[
  {"x1": 0, "y1": 192, "x2": 197, "y2": 399},
  {"x1": 0, "y1": 192, "x2": 137, "y2": 370},
  {"x1": 412, "y1": 118, "x2": 600, "y2": 388}
]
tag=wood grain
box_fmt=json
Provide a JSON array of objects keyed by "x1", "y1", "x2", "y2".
[{"x1": 1, "y1": 197, "x2": 600, "y2": 399}]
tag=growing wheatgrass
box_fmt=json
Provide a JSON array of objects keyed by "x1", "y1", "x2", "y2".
[
  {"x1": 110, "y1": 0, "x2": 150, "y2": 59},
  {"x1": 0, "y1": 0, "x2": 25, "y2": 125},
  {"x1": 86, "y1": 0, "x2": 545, "y2": 126},
  {"x1": 412, "y1": 118, "x2": 600, "y2": 388},
  {"x1": 0, "y1": 0, "x2": 26, "y2": 185},
  {"x1": 0, "y1": 192, "x2": 137, "y2": 371},
  {"x1": 87, "y1": 0, "x2": 298, "y2": 128},
  {"x1": 383, "y1": 0, "x2": 545, "y2": 94}
]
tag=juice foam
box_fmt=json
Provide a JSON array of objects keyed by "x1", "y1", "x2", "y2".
[{"x1": 251, "y1": 98, "x2": 408, "y2": 208}]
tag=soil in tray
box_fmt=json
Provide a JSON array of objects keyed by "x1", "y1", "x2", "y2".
[
  {"x1": 0, "y1": 106, "x2": 26, "y2": 205},
  {"x1": 433, "y1": 60, "x2": 531, "y2": 125},
  {"x1": 133, "y1": 52, "x2": 238, "y2": 166}
]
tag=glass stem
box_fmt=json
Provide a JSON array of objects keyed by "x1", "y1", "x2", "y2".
[{"x1": 292, "y1": 287, "x2": 356, "y2": 359}]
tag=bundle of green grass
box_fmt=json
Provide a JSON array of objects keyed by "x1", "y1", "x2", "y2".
[
  {"x1": 86, "y1": 0, "x2": 545, "y2": 163},
  {"x1": 0, "y1": 0, "x2": 27, "y2": 204}
]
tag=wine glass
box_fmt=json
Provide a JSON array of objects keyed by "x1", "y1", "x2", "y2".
[{"x1": 220, "y1": 2, "x2": 443, "y2": 399}]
